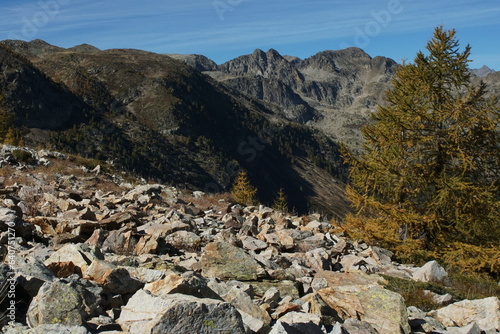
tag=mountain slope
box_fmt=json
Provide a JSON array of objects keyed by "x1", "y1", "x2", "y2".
[{"x1": 0, "y1": 40, "x2": 348, "y2": 216}]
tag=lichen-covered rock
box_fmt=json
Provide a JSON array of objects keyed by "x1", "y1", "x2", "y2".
[
  {"x1": 26, "y1": 282, "x2": 87, "y2": 327},
  {"x1": 358, "y1": 287, "x2": 410, "y2": 334},
  {"x1": 199, "y1": 241, "x2": 266, "y2": 281}
]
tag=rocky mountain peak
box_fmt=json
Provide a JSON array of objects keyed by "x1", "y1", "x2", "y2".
[{"x1": 471, "y1": 65, "x2": 496, "y2": 77}]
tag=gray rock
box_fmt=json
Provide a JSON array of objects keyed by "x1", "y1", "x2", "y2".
[
  {"x1": 26, "y1": 281, "x2": 88, "y2": 327},
  {"x1": 268, "y1": 320, "x2": 324, "y2": 334},
  {"x1": 444, "y1": 322, "x2": 482, "y2": 334},
  {"x1": 117, "y1": 290, "x2": 246, "y2": 333},
  {"x1": 199, "y1": 241, "x2": 266, "y2": 281},
  {"x1": 13, "y1": 255, "x2": 56, "y2": 297},
  {"x1": 340, "y1": 318, "x2": 379, "y2": 334},
  {"x1": 3, "y1": 324, "x2": 90, "y2": 334}
]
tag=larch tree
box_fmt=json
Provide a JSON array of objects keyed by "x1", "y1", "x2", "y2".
[
  {"x1": 231, "y1": 169, "x2": 258, "y2": 205},
  {"x1": 342, "y1": 26, "x2": 500, "y2": 272}
]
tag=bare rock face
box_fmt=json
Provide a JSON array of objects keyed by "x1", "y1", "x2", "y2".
[{"x1": 117, "y1": 290, "x2": 246, "y2": 334}]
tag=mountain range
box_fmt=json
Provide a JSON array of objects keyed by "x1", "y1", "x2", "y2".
[{"x1": 0, "y1": 39, "x2": 498, "y2": 218}]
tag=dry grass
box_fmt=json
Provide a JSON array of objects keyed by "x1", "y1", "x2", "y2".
[{"x1": 179, "y1": 191, "x2": 233, "y2": 211}]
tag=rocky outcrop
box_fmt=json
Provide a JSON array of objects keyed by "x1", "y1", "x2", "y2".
[{"x1": 0, "y1": 147, "x2": 498, "y2": 334}]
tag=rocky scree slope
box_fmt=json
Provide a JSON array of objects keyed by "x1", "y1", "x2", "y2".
[
  {"x1": 0, "y1": 146, "x2": 499, "y2": 334},
  {"x1": 0, "y1": 40, "x2": 348, "y2": 216}
]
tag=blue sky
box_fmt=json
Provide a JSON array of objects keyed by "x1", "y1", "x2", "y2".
[{"x1": 1, "y1": 0, "x2": 499, "y2": 69}]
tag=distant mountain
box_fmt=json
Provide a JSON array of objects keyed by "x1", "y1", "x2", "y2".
[
  {"x1": 471, "y1": 65, "x2": 496, "y2": 77},
  {"x1": 184, "y1": 47, "x2": 398, "y2": 150}
]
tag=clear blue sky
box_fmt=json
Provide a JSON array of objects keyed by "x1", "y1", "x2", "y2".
[{"x1": 1, "y1": 0, "x2": 499, "y2": 69}]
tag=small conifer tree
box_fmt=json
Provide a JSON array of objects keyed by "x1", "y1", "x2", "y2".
[
  {"x1": 231, "y1": 169, "x2": 258, "y2": 205},
  {"x1": 272, "y1": 187, "x2": 288, "y2": 213}
]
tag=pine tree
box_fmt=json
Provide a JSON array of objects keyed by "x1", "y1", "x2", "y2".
[
  {"x1": 231, "y1": 169, "x2": 258, "y2": 205},
  {"x1": 272, "y1": 187, "x2": 288, "y2": 213},
  {"x1": 342, "y1": 26, "x2": 500, "y2": 272}
]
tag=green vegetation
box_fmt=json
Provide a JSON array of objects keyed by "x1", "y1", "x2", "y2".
[
  {"x1": 342, "y1": 26, "x2": 500, "y2": 275},
  {"x1": 382, "y1": 271, "x2": 500, "y2": 311}
]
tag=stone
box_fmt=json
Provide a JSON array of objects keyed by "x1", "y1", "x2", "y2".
[
  {"x1": 164, "y1": 231, "x2": 201, "y2": 251},
  {"x1": 300, "y1": 293, "x2": 341, "y2": 326},
  {"x1": 44, "y1": 243, "x2": 103, "y2": 276},
  {"x1": 98, "y1": 268, "x2": 144, "y2": 295},
  {"x1": 102, "y1": 227, "x2": 140, "y2": 255},
  {"x1": 241, "y1": 235, "x2": 268, "y2": 251},
  {"x1": 268, "y1": 320, "x2": 324, "y2": 334},
  {"x1": 144, "y1": 272, "x2": 220, "y2": 299},
  {"x1": 430, "y1": 297, "x2": 500, "y2": 332},
  {"x1": 117, "y1": 290, "x2": 246, "y2": 334},
  {"x1": 26, "y1": 281, "x2": 87, "y2": 327},
  {"x1": 314, "y1": 271, "x2": 409, "y2": 334},
  {"x1": 224, "y1": 285, "x2": 272, "y2": 325},
  {"x1": 412, "y1": 260, "x2": 448, "y2": 282},
  {"x1": 279, "y1": 312, "x2": 321, "y2": 325},
  {"x1": 199, "y1": 241, "x2": 266, "y2": 281},
  {"x1": 357, "y1": 287, "x2": 411, "y2": 334},
  {"x1": 444, "y1": 322, "x2": 482, "y2": 334},
  {"x1": 3, "y1": 324, "x2": 90, "y2": 334},
  {"x1": 12, "y1": 256, "x2": 56, "y2": 297},
  {"x1": 341, "y1": 318, "x2": 379, "y2": 334}
]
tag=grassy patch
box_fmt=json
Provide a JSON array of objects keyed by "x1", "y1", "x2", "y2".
[{"x1": 382, "y1": 270, "x2": 500, "y2": 311}]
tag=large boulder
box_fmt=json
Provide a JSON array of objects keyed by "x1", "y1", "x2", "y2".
[
  {"x1": 26, "y1": 282, "x2": 87, "y2": 327},
  {"x1": 3, "y1": 324, "x2": 90, "y2": 334},
  {"x1": 429, "y1": 297, "x2": 500, "y2": 332},
  {"x1": 412, "y1": 260, "x2": 448, "y2": 283},
  {"x1": 314, "y1": 271, "x2": 410, "y2": 334},
  {"x1": 44, "y1": 244, "x2": 103, "y2": 276},
  {"x1": 198, "y1": 241, "x2": 266, "y2": 281},
  {"x1": 117, "y1": 290, "x2": 246, "y2": 333},
  {"x1": 357, "y1": 287, "x2": 411, "y2": 334}
]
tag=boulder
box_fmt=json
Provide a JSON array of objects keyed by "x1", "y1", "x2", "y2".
[
  {"x1": 412, "y1": 260, "x2": 448, "y2": 282},
  {"x1": 314, "y1": 271, "x2": 409, "y2": 334},
  {"x1": 117, "y1": 290, "x2": 246, "y2": 333},
  {"x1": 3, "y1": 324, "x2": 90, "y2": 334},
  {"x1": 144, "y1": 272, "x2": 220, "y2": 299},
  {"x1": 198, "y1": 241, "x2": 266, "y2": 281},
  {"x1": 12, "y1": 256, "x2": 56, "y2": 297},
  {"x1": 429, "y1": 297, "x2": 500, "y2": 332},
  {"x1": 338, "y1": 318, "x2": 379, "y2": 334},
  {"x1": 164, "y1": 231, "x2": 201, "y2": 251},
  {"x1": 26, "y1": 281, "x2": 87, "y2": 327},
  {"x1": 357, "y1": 287, "x2": 411, "y2": 334},
  {"x1": 268, "y1": 320, "x2": 324, "y2": 334},
  {"x1": 444, "y1": 322, "x2": 482, "y2": 334},
  {"x1": 44, "y1": 244, "x2": 103, "y2": 276}
]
